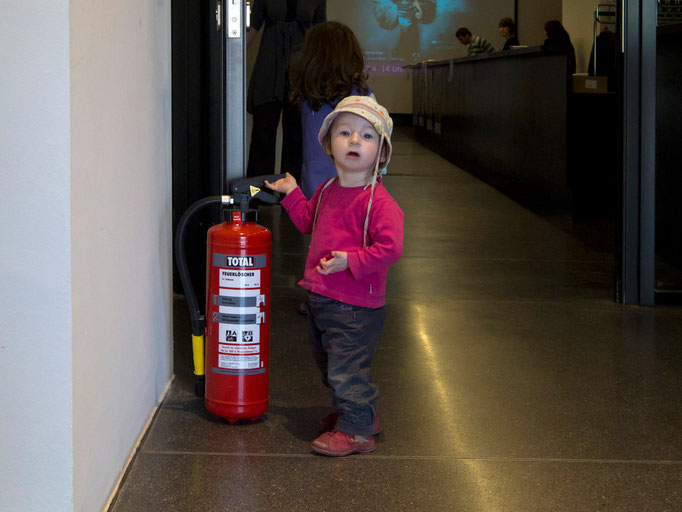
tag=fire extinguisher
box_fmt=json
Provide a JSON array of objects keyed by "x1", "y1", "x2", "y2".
[{"x1": 175, "y1": 175, "x2": 280, "y2": 422}]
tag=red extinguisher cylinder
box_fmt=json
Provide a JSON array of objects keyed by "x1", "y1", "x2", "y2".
[{"x1": 204, "y1": 210, "x2": 271, "y2": 422}]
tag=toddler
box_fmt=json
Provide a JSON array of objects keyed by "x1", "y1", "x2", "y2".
[{"x1": 266, "y1": 96, "x2": 403, "y2": 456}]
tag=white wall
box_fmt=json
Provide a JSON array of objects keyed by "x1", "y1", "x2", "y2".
[
  {"x1": 518, "y1": 0, "x2": 563, "y2": 46},
  {"x1": 0, "y1": 1, "x2": 74, "y2": 510},
  {"x1": 70, "y1": 1, "x2": 173, "y2": 511},
  {"x1": 0, "y1": 1, "x2": 173, "y2": 511}
]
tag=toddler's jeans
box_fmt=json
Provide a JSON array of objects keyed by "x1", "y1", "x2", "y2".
[{"x1": 305, "y1": 292, "x2": 385, "y2": 437}]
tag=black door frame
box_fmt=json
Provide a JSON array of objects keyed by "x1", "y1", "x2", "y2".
[{"x1": 618, "y1": 0, "x2": 657, "y2": 305}]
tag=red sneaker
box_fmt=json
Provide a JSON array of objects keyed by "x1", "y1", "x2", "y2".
[
  {"x1": 311, "y1": 430, "x2": 376, "y2": 456},
  {"x1": 318, "y1": 411, "x2": 381, "y2": 435}
]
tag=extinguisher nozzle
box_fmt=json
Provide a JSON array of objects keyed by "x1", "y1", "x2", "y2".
[{"x1": 194, "y1": 375, "x2": 205, "y2": 398}]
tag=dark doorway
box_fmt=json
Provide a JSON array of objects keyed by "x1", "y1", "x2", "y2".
[{"x1": 171, "y1": 0, "x2": 222, "y2": 294}]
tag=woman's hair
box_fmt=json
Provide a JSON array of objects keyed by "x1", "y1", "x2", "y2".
[
  {"x1": 289, "y1": 21, "x2": 369, "y2": 111},
  {"x1": 544, "y1": 20, "x2": 571, "y2": 43},
  {"x1": 498, "y1": 17, "x2": 516, "y2": 34}
]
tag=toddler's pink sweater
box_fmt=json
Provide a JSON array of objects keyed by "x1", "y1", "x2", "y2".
[{"x1": 280, "y1": 180, "x2": 403, "y2": 308}]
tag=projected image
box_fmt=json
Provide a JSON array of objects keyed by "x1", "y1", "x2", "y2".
[
  {"x1": 331, "y1": 0, "x2": 514, "y2": 75},
  {"x1": 333, "y1": 0, "x2": 467, "y2": 74},
  {"x1": 373, "y1": 0, "x2": 439, "y2": 59}
]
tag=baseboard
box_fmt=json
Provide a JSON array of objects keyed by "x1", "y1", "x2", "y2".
[{"x1": 102, "y1": 376, "x2": 175, "y2": 511}]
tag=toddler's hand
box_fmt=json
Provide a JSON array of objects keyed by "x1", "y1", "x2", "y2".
[
  {"x1": 316, "y1": 251, "x2": 349, "y2": 275},
  {"x1": 264, "y1": 172, "x2": 297, "y2": 196}
]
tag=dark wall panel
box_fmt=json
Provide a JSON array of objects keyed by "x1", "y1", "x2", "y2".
[
  {"x1": 412, "y1": 49, "x2": 619, "y2": 215},
  {"x1": 412, "y1": 50, "x2": 569, "y2": 208},
  {"x1": 656, "y1": 23, "x2": 682, "y2": 291}
]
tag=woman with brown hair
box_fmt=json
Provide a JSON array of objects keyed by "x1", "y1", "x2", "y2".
[
  {"x1": 289, "y1": 21, "x2": 372, "y2": 198},
  {"x1": 498, "y1": 17, "x2": 519, "y2": 51}
]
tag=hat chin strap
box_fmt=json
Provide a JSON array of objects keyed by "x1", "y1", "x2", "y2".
[
  {"x1": 361, "y1": 130, "x2": 387, "y2": 247},
  {"x1": 364, "y1": 131, "x2": 386, "y2": 190}
]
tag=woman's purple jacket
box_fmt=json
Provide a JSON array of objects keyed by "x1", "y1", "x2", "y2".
[{"x1": 299, "y1": 87, "x2": 372, "y2": 198}]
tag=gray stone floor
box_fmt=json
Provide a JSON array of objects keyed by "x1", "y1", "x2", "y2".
[{"x1": 110, "y1": 129, "x2": 682, "y2": 511}]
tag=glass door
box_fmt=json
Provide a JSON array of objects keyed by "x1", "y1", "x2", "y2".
[{"x1": 655, "y1": 1, "x2": 682, "y2": 302}]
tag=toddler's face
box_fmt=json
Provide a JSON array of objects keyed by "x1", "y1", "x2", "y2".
[{"x1": 328, "y1": 113, "x2": 381, "y2": 178}]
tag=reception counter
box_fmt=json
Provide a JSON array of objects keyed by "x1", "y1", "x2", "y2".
[{"x1": 410, "y1": 48, "x2": 617, "y2": 209}]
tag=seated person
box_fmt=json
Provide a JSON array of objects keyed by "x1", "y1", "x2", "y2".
[
  {"x1": 456, "y1": 27, "x2": 494, "y2": 57},
  {"x1": 498, "y1": 17, "x2": 520, "y2": 51}
]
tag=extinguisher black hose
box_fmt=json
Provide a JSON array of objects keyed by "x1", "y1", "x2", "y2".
[{"x1": 175, "y1": 196, "x2": 223, "y2": 336}]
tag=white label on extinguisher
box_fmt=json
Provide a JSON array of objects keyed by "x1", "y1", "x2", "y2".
[
  {"x1": 219, "y1": 269, "x2": 261, "y2": 289},
  {"x1": 218, "y1": 288, "x2": 261, "y2": 313},
  {"x1": 215, "y1": 288, "x2": 265, "y2": 307},
  {"x1": 219, "y1": 323, "x2": 260, "y2": 344},
  {"x1": 219, "y1": 344, "x2": 259, "y2": 355},
  {"x1": 219, "y1": 354, "x2": 260, "y2": 369}
]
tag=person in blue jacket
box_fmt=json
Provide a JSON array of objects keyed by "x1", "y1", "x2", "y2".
[{"x1": 288, "y1": 21, "x2": 373, "y2": 199}]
